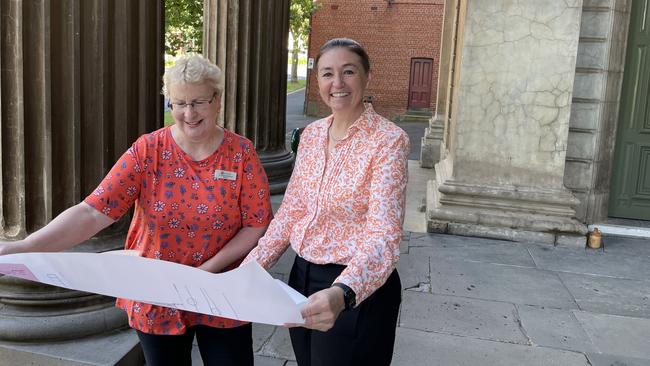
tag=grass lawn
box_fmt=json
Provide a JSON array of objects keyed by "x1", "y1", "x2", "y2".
[
  {"x1": 164, "y1": 110, "x2": 174, "y2": 126},
  {"x1": 286, "y1": 79, "x2": 306, "y2": 93}
]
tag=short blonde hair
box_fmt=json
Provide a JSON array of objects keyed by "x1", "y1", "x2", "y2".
[{"x1": 162, "y1": 54, "x2": 224, "y2": 98}]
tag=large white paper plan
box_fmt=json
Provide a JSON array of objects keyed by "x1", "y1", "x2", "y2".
[{"x1": 0, "y1": 252, "x2": 306, "y2": 326}]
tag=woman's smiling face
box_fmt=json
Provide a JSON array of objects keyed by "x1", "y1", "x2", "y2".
[
  {"x1": 316, "y1": 47, "x2": 370, "y2": 115},
  {"x1": 169, "y1": 82, "x2": 220, "y2": 140}
]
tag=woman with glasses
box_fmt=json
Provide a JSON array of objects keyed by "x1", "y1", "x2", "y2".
[
  {"x1": 0, "y1": 55, "x2": 272, "y2": 366},
  {"x1": 245, "y1": 38, "x2": 410, "y2": 366}
]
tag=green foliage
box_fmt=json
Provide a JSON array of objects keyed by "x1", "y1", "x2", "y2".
[
  {"x1": 289, "y1": 0, "x2": 319, "y2": 82},
  {"x1": 289, "y1": 0, "x2": 319, "y2": 49},
  {"x1": 165, "y1": 0, "x2": 203, "y2": 56}
]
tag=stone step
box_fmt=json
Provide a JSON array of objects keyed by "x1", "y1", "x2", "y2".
[
  {"x1": 400, "y1": 114, "x2": 432, "y2": 123},
  {"x1": 404, "y1": 108, "x2": 433, "y2": 116},
  {"x1": 398, "y1": 109, "x2": 433, "y2": 123}
]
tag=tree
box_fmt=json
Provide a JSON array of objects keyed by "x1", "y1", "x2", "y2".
[
  {"x1": 289, "y1": 0, "x2": 319, "y2": 83},
  {"x1": 165, "y1": 0, "x2": 204, "y2": 56}
]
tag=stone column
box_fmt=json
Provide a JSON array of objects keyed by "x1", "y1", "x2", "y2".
[
  {"x1": 0, "y1": 0, "x2": 162, "y2": 363},
  {"x1": 204, "y1": 0, "x2": 294, "y2": 194},
  {"x1": 427, "y1": 0, "x2": 588, "y2": 246},
  {"x1": 420, "y1": 0, "x2": 458, "y2": 168},
  {"x1": 565, "y1": 2, "x2": 631, "y2": 222}
]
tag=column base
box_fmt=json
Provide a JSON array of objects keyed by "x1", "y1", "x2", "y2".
[
  {"x1": 420, "y1": 134, "x2": 441, "y2": 169},
  {"x1": 0, "y1": 234, "x2": 128, "y2": 343},
  {"x1": 259, "y1": 149, "x2": 295, "y2": 194},
  {"x1": 0, "y1": 327, "x2": 142, "y2": 366},
  {"x1": 0, "y1": 295, "x2": 127, "y2": 342},
  {"x1": 419, "y1": 115, "x2": 444, "y2": 168},
  {"x1": 426, "y1": 165, "x2": 588, "y2": 247}
]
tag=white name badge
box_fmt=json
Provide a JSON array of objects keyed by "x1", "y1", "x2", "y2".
[{"x1": 213, "y1": 169, "x2": 237, "y2": 181}]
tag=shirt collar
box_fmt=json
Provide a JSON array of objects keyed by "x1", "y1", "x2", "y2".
[{"x1": 324, "y1": 104, "x2": 377, "y2": 136}]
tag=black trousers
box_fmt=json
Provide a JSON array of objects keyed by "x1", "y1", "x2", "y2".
[
  {"x1": 135, "y1": 323, "x2": 253, "y2": 366},
  {"x1": 288, "y1": 256, "x2": 402, "y2": 366}
]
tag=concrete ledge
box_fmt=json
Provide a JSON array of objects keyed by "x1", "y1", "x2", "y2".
[
  {"x1": 446, "y1": 222, "x2": 557, "y2": 244},
  {"x1": 588, "y1": 223, "x2": 650, "y2": 239},
  {"x1": 0, "y1": 328, "x2": 143, "y2": 366},
  {"x1": 428, "y1": 221, "x2": 587, "y2": 247}
]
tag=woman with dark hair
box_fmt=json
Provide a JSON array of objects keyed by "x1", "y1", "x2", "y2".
[{"x1": 245, "y1": 38, "x2": 410, "y2": 365}]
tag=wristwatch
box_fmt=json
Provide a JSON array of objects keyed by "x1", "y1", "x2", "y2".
[{"x1": 331, "y1": 282, "x2": 356, "y2": 310}]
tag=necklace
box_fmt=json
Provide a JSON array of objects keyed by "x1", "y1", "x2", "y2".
[{"x1": 329, "y1": 126, "x2": 346, "y2": 142}]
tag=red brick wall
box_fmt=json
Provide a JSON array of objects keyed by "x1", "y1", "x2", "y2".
[{"x1": 305, "y1": 0, "x2": 444, "y2": 119}]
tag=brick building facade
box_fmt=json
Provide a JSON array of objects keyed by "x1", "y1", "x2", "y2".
[{"x1": 305, "y1": 0, "x2": 444, "y2": 119}]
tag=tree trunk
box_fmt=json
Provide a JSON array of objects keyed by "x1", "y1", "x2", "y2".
[{"x1": 291, "y1": 37, "x2": 299, "y2": 83}]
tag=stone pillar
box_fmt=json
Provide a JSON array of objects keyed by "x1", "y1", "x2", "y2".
[
  {"x1": 420, "y1": 0, "x2": 458, "y2": 168},
  {"x1": 565, "y1": 2, "x2": 632, "y2": 222},
  {"x1": 204, "y1": 0, "x2": 294, "y2": 194},
  {"x1": 0, "y1": 0, "x2": 162, "y2": 363},
  {"x1": 427, "y1": 0, "x2": 588, "y2": 246}
]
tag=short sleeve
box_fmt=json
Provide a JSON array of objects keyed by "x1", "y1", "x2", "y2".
[
  {"x1": 84, "y1": 143, "x2": 144, "y2": 221},
  {"x1": 239, "y1": 142, "x2": 273, "y2": 227}
]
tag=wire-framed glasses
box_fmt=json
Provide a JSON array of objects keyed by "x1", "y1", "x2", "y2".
[{"x1": 168, "y1": 92, "x2": 218, "y2": 112}]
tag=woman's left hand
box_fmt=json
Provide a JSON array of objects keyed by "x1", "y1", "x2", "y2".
[{"x1": 286, "y1": 286, "x2": 346, "y2": 332}]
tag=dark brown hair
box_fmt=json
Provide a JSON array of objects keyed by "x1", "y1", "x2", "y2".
[{"x1": 315, "y1": 38, "x2": 370, "y2": 74}]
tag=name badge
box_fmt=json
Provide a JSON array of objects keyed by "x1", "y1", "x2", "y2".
[{"x1": 213, "y1": 169, "x2": 237, "y2": 181}]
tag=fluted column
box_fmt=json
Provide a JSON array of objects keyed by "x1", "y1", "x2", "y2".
[
  {"x1": 204, "y1": 0, "x2": 294, "y2": 193},
  {"x1": 0, "y1": 0, "x2": 163, "y2": 344}
]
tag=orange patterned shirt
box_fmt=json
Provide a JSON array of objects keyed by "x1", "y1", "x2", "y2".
[
  {"x1": 85, "y1": 127, "x2": 272, "y2": 334},
  {"x1": 246, "y1": 106, "x2": 409, "y2": 304}
]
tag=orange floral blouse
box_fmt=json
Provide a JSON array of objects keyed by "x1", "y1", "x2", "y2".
[
  {"x1": 85, "y1": 127, "x2": 272, "y2": 335},
  {"x1": 246, "y1": 106, "x2": 410, "y2": 304}
]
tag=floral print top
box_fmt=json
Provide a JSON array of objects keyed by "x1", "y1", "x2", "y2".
[
  {"x1": 246, "y1": 106, "x2": 410, "y2": 304},
  {"x1": 85, "y1": 126, "x2": 272, "y2": 334}
]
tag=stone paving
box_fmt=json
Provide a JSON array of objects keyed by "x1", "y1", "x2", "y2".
[{"x1": 241, "y1": 233, "x2": 650, "y2": 366}]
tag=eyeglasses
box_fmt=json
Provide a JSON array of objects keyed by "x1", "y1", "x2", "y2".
[{"x1": 168, "y1": 93, "x2": 218, "y2": 112}]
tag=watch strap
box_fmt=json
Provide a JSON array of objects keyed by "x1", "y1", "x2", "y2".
[{"x1": 331, "y1": 282, "x2": 356, "y2": 310}]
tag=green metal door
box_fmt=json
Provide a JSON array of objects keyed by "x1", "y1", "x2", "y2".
[{"x1": 610, "y1": 0, "x2": 650, "y2": 219}]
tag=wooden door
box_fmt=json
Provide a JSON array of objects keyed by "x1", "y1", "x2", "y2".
[
  {"x1": 408, "y1": 58, "x2": 433, "y2": 109},
  {"x1": 609, "y1": 0, "x2": 650, "y2": 220}
]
